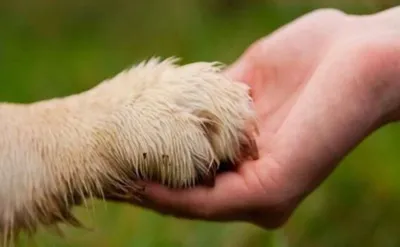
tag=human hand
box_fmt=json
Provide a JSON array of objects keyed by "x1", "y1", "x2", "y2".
[{"x1": 136, "y1": 7, "x2": 400, "y2": 229}]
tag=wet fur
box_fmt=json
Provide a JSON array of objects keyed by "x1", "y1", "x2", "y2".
[{"x1": 0, "y1": 57, "x2": 258, "y2": 245}]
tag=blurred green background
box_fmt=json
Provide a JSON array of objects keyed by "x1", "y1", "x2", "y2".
[{"x1": 1, "y1": 0, "x2": 400, "y2": 246}]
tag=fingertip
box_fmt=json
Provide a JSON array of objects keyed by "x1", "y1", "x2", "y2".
[
  {"x1": 223, "y1": 59, "x2": 248, "y2": 82},
  {"x1": 134, "y1": 182, "x2": 210, "y2": 218}
]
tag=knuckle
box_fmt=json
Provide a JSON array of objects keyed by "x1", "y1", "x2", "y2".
[
  {"x1": 374, "y1": 5, "x2": 400, "y2": 19},
  {"x1": 304, "y1": 8, "x2": 347, "y2": 22},
  {"x1": 310, "y1": 8, "x2": 345, "y2": 17}
]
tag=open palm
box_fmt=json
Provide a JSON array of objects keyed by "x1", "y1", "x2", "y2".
[{"x1": 137, "y1": 8, "x2": 400, "y2": 228}]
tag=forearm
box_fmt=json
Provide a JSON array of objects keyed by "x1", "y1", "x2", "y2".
[{"x1": 0, "y1": 95, "x2": 111, "y2": 237}]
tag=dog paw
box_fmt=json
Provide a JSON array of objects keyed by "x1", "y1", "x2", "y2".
[
  {"x1": 93, "y1": 57, "x2": 259, "y2": 189},
  {"x1": 0, "y1": 57, "x2": 258, "y2": 244}
]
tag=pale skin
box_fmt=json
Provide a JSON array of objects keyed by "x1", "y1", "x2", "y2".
[
  {"x1": 1, "y1": 7, "x2": 400, "y2": 241},
  {"x1": 133, "y1": 7, "x2": 400, "y2": 228}
]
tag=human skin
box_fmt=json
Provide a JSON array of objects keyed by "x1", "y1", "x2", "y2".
[{"x1": 135, "y1": 7, "x2": 400, "y2": 229}]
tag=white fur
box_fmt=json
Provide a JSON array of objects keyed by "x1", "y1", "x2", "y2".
[{"x1": 0, "y1": 57, "x2": 257, "y2": 243}]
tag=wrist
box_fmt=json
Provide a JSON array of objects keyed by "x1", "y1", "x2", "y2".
[{"x1": 352, "y1": 38, "x2": 400, "y2": 125}]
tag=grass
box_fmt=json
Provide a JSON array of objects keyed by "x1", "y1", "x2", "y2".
[{"x1": 1, "y1": 0, "x2": 400, "y2": 246}]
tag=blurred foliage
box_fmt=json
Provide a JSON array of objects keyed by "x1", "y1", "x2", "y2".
[{"x1": 1, "y1": 0, "x2": 400, "y2": 246}]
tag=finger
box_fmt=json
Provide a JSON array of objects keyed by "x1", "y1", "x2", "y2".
[
  {"x1": 138, "y1": 172, "x2": 250, "y2": 221},
  {"x1": 222, "y1": 58, "x2": 249, "y2": 82},
  {"x1": 372, "y1": 5, "x2": 400, "y2": 21},
  {"x1": 100, "y1": 181, "x2": 146, "y2": 205}
]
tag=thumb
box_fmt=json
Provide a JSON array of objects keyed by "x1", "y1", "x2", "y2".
[{"x1": 138, "y1": 172, "x2": 248, "y2": 221}]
